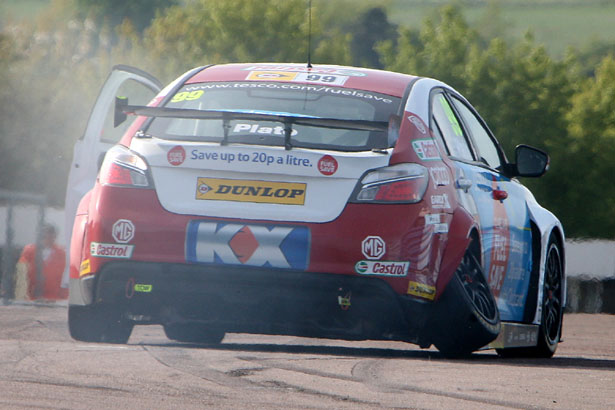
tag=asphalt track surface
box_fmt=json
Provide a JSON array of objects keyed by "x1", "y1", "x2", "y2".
[{"x1": 0, "y1": 304, "x2": 613, "y2": 409}]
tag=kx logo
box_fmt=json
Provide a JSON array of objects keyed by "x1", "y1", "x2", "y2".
[{"x1": 186, "y1": 222, "x2": 310, "y2": 270}]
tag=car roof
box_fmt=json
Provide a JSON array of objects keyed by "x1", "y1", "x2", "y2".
[{"x1": 187, "y1": 63, "x2": 418, "y2": 98}]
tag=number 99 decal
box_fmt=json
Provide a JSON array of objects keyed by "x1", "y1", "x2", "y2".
[
  {"x1": 171, "y1": 90, "x2": 204, "y2": 103},
  {"x1": 298, "y1": 72, "x2": 347, "y2": 86}
]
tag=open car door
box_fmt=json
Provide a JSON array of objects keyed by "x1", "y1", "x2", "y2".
[{"x1": 62, "y1": 65, "x2": 162, "y2": 286}]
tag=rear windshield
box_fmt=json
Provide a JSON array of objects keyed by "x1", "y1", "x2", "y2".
[{"x1": 146, "y1": 82, "x2": 402, "y2": 151}]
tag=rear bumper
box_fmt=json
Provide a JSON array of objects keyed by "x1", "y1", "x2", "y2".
[{"x1": 70, "y1": 261, "x2": 433, "y2": 343}]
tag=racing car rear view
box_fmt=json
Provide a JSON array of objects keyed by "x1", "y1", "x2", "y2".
[{"x1": 65, "y1": 63, "x2": 565, "y2": 357}]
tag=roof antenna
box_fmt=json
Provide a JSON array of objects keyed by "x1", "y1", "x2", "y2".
[{"x1": 307, "y1": 0, "x2": 313, "y2": 68}]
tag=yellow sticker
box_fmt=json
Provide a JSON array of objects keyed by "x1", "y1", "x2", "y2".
[
  {"x1": 407, "y1": 281, "x2": 436, "y2": 300},
  {"x1": 171, "y1": 90, "x2": 204, "y2": 103},
  {"x1": 79, "y1": 259, "x2": 91, "y2": 277},
  {"x1": 245, "y1": 71, "x2": 299, "y2": 81},
  {"x1": 196, "y1": 178, "x2": 306, "y2": 205},
  {"x1": 134, "y1": 284, "x2": 152, "y2": 293}
]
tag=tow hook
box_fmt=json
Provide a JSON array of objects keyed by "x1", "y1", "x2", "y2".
[{"x1": 337, "y1": 288, "x2": 351, "y2": 311}]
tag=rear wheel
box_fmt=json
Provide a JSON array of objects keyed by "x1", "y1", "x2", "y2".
[
  {"x1": 432, "y1": 246, "x2": 500, "y2": 358},
  {"x1": 68, "y1": 305, "x2": 133, "y2": 344},
  {"x1": 497, "y1": 236, "x2": 563, "y2": 358},
  {"x1": 163, "y1": 323, "x2": 225, "y2": 344}
]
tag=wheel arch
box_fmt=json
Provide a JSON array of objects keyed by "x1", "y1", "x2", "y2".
[
  {"x1": 435, "y1": 206, "x2": 478, "y2": 300},
  {"x1": 68, "y1": 190, "x2": 96, "y2": 306},
  {"x1": 526, "y1": 205, "x2": 566, "y2": 325}
]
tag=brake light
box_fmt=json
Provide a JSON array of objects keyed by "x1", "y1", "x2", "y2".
[
  {"x1": 99, "y1": 145, "x2": 151, "y2": 188},
  {"x1": 354, "y1": 163, "x2": 428, "y2": 203}
]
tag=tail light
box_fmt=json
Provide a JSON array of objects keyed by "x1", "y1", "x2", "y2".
[
  {"x1": 98, "y1": 145, "x2": 151, "y2": 188},
  {"x1": 352, "y1": 163, "x2": 428, "y2": 203}
]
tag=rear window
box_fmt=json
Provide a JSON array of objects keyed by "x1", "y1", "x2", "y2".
[{"x1": 146, "y1": 82, "x2": 401, "y2": 151}]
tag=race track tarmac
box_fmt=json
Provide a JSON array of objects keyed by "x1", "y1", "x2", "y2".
[{"x1": 0, "y1": 304, "x2": 613, "y2": 409}]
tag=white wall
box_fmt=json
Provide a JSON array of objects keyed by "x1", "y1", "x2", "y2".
[
  {"x1": 565, "y1": 239, "x2": 615, "y2": 279},
  {"x1": 0, "y1": 206, "x2": 66, "y2": 248}
]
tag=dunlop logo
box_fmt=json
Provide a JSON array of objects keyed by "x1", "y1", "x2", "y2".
[{"x1": 196, "y1": 177, "x2": 306, "y2": 205}]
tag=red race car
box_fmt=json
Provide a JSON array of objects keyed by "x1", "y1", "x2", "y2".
[{"x1": 64, "y1": 63, "x2": 565, "y2": 357}]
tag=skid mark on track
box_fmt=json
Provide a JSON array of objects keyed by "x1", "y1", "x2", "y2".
[
  {"x1": 260, "y1": 379, "x2": 375, "y2": 406},
  {"x1": 0, "y1": 377, "x2": 130, "y2": 393},
  {"x1": 351, "y1": 359, "x2": 548, "y2": 410},
  {"x1": 141, "y1": 345, "x2": 259, "y2": 389},
  {"x1": 239, "y1": 355, "x2": 549, "y2": 409}
]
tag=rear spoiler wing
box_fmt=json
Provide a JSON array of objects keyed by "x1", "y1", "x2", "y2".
[{"x1": 115, "y1": 97, "x2": 389, "y2": 150}]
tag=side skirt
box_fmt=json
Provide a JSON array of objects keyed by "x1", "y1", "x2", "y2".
[{"x1": 487, "y1": 322, "x2": 539, "y2": 349}]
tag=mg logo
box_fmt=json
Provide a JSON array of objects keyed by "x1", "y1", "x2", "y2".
[
  {"x1": 362, "y1": 236, "x2": 385, "y2": 260},
  {"x1": 112, "y1": 219, "x2": 135, "y2": 243}
]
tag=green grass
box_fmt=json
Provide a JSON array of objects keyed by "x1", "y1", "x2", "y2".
[
  {"x1": 0, "y1": 0, "x2": 50, "y2": 22},
  {"x1": 388, "y1": 0, "x2": 615, "y2": 56}
]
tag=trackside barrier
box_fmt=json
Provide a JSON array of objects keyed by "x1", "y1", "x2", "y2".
[
  {"x1": 565, "y1": 239, "x2": 615, "y2": 314},
  {"x1": 566, "y1": 277, "x2": 615, "y2": 314}
]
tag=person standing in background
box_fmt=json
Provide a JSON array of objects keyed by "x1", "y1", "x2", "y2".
[{"x1": 14, "y1": 224, "x2": 67, "y2": 300}]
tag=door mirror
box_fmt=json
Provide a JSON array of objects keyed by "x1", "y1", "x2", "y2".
[{"x1": 513, "y1": 144, "x2": 549, "y2": 177}]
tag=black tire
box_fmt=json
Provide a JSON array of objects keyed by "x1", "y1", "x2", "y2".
[
  {"x1": 163, "y1": 323, "x2": 225, "y2": 344},
  {"x1": 431, "y1": 249, "x2": 501, "y2": 358},
  {"x1": 68, "y1": 305, "x2": 133, "y2": 344},
  {"x1": 497, "y1": 236, "x2": 563, "y2": 358}
]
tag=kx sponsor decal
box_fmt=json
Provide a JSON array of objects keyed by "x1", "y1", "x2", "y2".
[
  {"x1": 354, "y1": 260, "x2": 409, "y2": 276},
  {"x1": 90, "y1": 242, "x2": 134, "y2": 259},
  {"x1": 196, "y1": 178, "x2": 306, "y2": 205},
  {"x1": 186, "y1": 222, "x2": 310, "y2": 270},
  {"x1": 407, "y1": 281, "x2": 436, "y2": 300}
]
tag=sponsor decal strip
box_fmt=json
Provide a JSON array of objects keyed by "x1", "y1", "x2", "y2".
[
  {"x1": 134, "y1": 284, "x2": 153, "y2": 293},
  {"x1": 429, "y1": 166, "x2": 450, "y2": 187},
  {"x1": 407, "y1": 281, "x2": 436, "y2": 300},
  {"x1": 79, "y1": 259, "x2": 91, "y2": 277},
  {"x1": 176, "y1": 146, "x2": 338, "y2": 176},
  {"x1": 196, "y1": 177, "x2": 306, "y2": 205},
  {"x1": 182, "y1": 147, "x2": 317, "y2": 170},
  {"x1": 354, "y1": 260, "x2": 409, "y2": 277},
  {"x1": 90, "y1": 242, "x2": 134, "y2": 259},
  {"x1": 242, "y1": 65, "x2": 367, "y2": 77},
  {"x1": 430, "y1": 194, "x2": 451, "y2": 209},
  {"x1": 412, "y1": 139, "x2": 441, "y2": 161},
  {"x1": 180, "y1": 82, "x2": 394, "y2": 104},
  {"x1": 246, "y1": 71, "x2": 349, "y2": 86}
]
